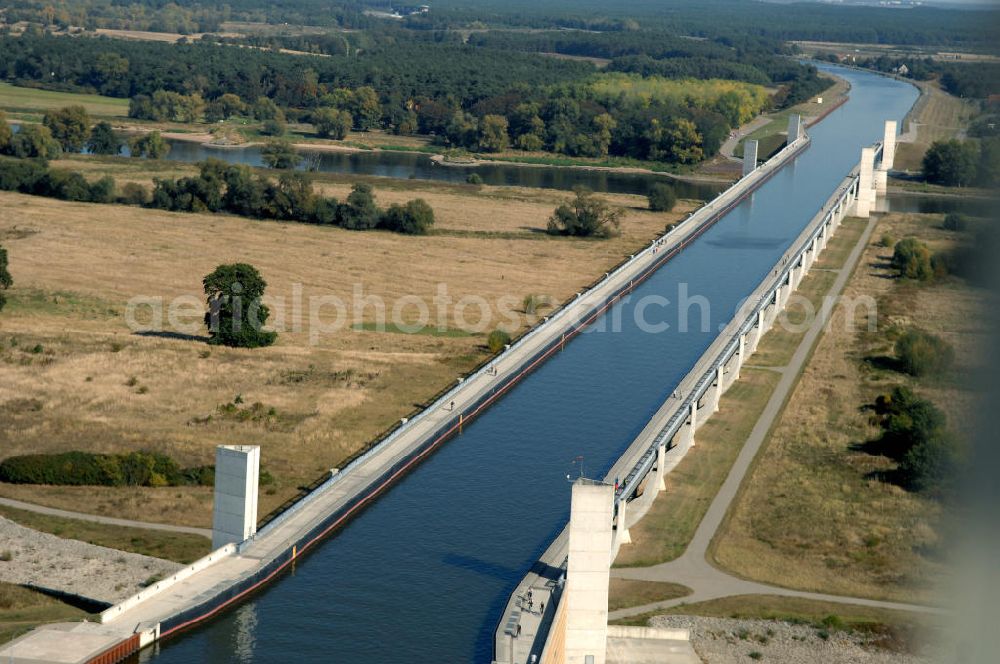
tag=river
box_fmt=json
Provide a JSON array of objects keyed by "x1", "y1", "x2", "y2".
[{"x1": 135, "y1": 64, "x2": 917, "y2": 663}]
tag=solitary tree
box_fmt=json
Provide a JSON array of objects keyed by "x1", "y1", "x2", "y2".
[
  {"x1": 894, "y1": 329, "x2": 954, "y2": 377},
  {"x1": 891, "y1": 238, "x2": 934, "y2": 281},
  {"x1": 0, "y1": 244, "x2": 12, "y2": 313},
  {"x1": 203, "y1": 264, "x2": 277, "y2": 348},
  {"x1": 43, "y1": 105, "x2": 90, "y2": 152},
  {"x1": 547, "y1": 187, "x2": 621, "y2": 238},
  {"x1": 87, "y1": 121, "x2": 122, "y2": 155},
  {"x1": 647, "y1": 183, "x2": 677, "y2": 212},
  {"x1": 0, "y1": 111, "x2": 12, "y2": 153}
]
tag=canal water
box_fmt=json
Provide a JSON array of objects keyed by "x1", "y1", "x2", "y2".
[{"x1": 140, "y1": 65, "x2": 917, "y2": 663}]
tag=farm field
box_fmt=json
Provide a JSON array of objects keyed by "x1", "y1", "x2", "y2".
[
  {"x1": 0, "y1": 82, "x2": 130, "y2": 120},
  {"x1": 0, "y1": 167, "x2": 689, "y2": 527}
]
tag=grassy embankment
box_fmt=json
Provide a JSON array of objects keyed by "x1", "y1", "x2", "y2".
[
  {"x1": 0, "y1": 505, "x2": 208, "y2": 564},
  {"x1": 892, "y1": 79, "x2": 978, "y2": 173},
  {"x1": 0, "y1": 153, "x2": 694, "y2": 528},
  {"x1": 0, "y1": 583, "x2": 92, "y2": 644},
  {"x1": 734, "y1": 73, "x2": 850, "y2": 160},
  {"x1": 712, "y1": 210, "x2": 984, "y2": 605}
]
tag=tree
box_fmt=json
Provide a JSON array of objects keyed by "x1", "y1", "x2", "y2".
[
  {"x1": 922, "y1": 139, "x2": 978, "y2": 187},
  {"x1": 351, "y1": 86, "x2": 382, "y2": 131},
  {"x1": 0, "y1": 244, "x2": 11, "y2": 313},
  {"x1": 43, "y1": 105, "x2": 90, "y2": 152},
  {"x1": 204, "y1": 93, "x2": 244, "y2": 122},
  {"x1": 647, "y1": 118, "x2": 703, "y2": 164},
  {"x1": 647, "y1": 182, "x2": 677, "y2": 212},
  {"x1": 381, "y1": 199, "x2": 435, "y2": 235},
  {"x1": 547, "y1": 187, "x2": 621, "y2": 238},
  {"x1": 894, "y1": 329, "x2": 954, "y2": 377},
  {"x1": 312, "y1": 108, "x2": 353, "y2": 140},
  {"x1": 260, "y1": 118, "x2": 286, "y2": 136},
  {"x1": 9, "y1": 124, "x2": 61, "y2": 159},
  {"x1": 203, "y1": 264, "x2": 277, "y2": 348},
  {"x1": 338, "y1": 183, "x2": 380, "y2": 230},
  {"x1": 261, "y1": 139, "x2": 301, "y2": 169},
  {"x1": 478, "y1": 115, "x2": 509, "y2": 153},
  {"x1": 976, "y1": 136, "x2": 1000, "y2": 187},
  {"x1": 251, "y1": 97, "x2": 283, "y2": 122},
  {"x1": 128, "y1": 131, "x2": 170, "y2": 159},
  {"x1": 87, "y1": 122, "x2": 121, "y2": 155},
  {"x1": 891, "y1": 238, "x2": 934, "y2": 281}
]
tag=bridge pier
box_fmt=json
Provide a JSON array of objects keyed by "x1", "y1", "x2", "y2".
[
  {"x1": 615, "y1": 498, "x2": 631, "y2": 545},
  {"x1": 656, "y1": 443, "x2": 667, "y2": 491},
  {"x1": 733, "y1": 334, "x2": 745, "y2": 385},
  {"x1": 683, "y1": 401, "x2": 698, "y2": 447},
  {"x1": 854, "y1": 147, "x2": 876, "y2": 218},
  {"x1": 750, "y1": 309, "x2": 765, "y2": 353},
  {"x1": 707, "y1": 365, "x2": 723, "y2": 414}
]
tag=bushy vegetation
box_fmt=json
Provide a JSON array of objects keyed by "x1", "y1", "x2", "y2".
[
  {"x1": 0, "y1": 155, "x2": 115, "y2": 203},
  {"x1": 647, "y1": 182, "x2": 677, "y2": 212},
  {"x1": 942, "y1": 213, "x2": 970, "y2": 232},
  {"x1": 891, "y1": 238, "x2": 947, "y2": 282},
  {"x1": 922, "y1": 138, "x2": 1000, "y2": 188},
  {"x1": 0, "y1": 244, "x2": 11, "y2": 313},
  {"x1": 872, "y1": 387, "x2": 958, "y2": 495},
  {"x1": 894, "y1": 329, "x2": 954, "y2": 378},
  {"x1": 203, "y1": 263, "x2": 277, "y2": 348},
  {"x1": 487, "y1": 329, "x2": 512, "y2": 353},
  {"x1": 0, "y1": 451, "x2": 211, "y2": 488},
  {"x1": 547, "y1": 187, "x2": 620, "y2": 238}
]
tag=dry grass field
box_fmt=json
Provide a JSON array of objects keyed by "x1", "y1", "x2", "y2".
[
  {"x1": 0, "y1": 172, "x2": 687, "y2": 527},
  {"x1": 894, "y1": 80, "x2": 977, "y2": 172},
  {"x1": 0, "y1": 583, "x2": 91, "y2": 643},
  {"x1": 712, "y1": 211, "x2": 987, "y2": 604}
]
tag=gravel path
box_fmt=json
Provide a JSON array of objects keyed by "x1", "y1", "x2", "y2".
[
  {"x1": 651, "y1": 615, "x2": 935, "y2": 664},
  {"x1": 0, "y1": 517, "x2": 182, "y2": 605}
]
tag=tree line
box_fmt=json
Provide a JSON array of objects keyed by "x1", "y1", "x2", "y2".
[{"x1": 0, "y1": 152, "x2": 436, "y2": 234}]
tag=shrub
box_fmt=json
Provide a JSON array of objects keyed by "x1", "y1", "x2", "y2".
[
  {"x1": 891, "y1": 238, "x2": 933, "y2": 281},
  {"x1": 894, "y1": 328, "x2": 954, "y2": 377},
  {"x1": 487, "y1": 329, "x2": 511, "y2": 353},
  {"x1": 942, "y1": 213, "x2": 970, "y2": 231},
  {"x1": 466, "y1": 173, "x2": 483, "y2": 185},
  {"x1": 119, "y1": 182, "x2": 149, "y2": 206},
  {"x1": 261, "y1": 139, "x2": 301, "y2": 169},
  {"x1": 647, "y1": 182, "x2": 677, "y2": 212},
  {"x1": 878, "y1": 233, "x2": 894, "y2": 248},
  {"x1": 380, "y1": 198, "x2": 435, "y2": 235},
  {"x1": 922, "y1": 139, "x2": 978, "y2": 187}
]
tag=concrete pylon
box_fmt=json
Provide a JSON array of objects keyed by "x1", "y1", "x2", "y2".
[
  {"x1": 876, "y1": 120, "x2": 897, "y2": 195},
  {"x1": 742, "y1": 139, "x2": 759, "y2": 177},
  {"x1": 656, "y1": 444, "x2": 666, "y2": 491},
  {"x1": 615, "y1": 498, "x2": 631, "y2": 546},
  {"x1": 686, "y1": 401, "x2": 699, "y2": 447},
  {"x1": 856, "y1": 147, "x2": 876, "y2": 218},
  {"x1": 709, "y1": 365, "x2": 723, "y2": 413},
  {"x1": 565, "y1": 479, "x2": 614, "y2": 664},
  {"x1": 787, "y1": 114, "x2": 803, "y2": 143},
  {"x1": 750, "y1": 309, "x2": 765, "y2": 352},
  {"x1": 212, "y1": 445, "x2": 260, "y2": 549},
  {"x1": 733, "y1": 334, "x2": 745, "y2": 384}
]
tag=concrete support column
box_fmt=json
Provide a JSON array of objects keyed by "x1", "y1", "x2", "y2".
[
  {"x1": 684, "y1": 401, "x2": 698, "y2": 447},
  {"x1": 877, "y1": 120, "x2": 897, "y2": 195},
  {"x1": 856, "y1": 147, "x2": 876, "y2": 218},
  {"x1": 212, "y1": 445, "x2": 260, "y2": 549},
  {"x1": 734, "y1": 334, "x2": 746, "y2": 384},
  {"x1": 750, "y1": 309, "x2": 764, "y2": 353},
  {"x1": 615, "y1": 498, "x2": 631, "y2": 546},
  {"x1": 656, "y1": 444, "x2": 666, "y2": 491},
  {"x1": 708, "y1": 365, "x2": 723, "y2": 413},
  {"x1": 565, "y1": 480, "x2": 614, "y2": 664},
  {"x1": 787, "y1": 113, "x2": 803, "y2": 143},
  {"x1": 742, "y1": 139, "x2": 759, "y2": 177}
]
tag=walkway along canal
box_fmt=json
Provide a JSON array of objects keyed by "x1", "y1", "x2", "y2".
[{"x1": 10, "y1": 64, "x2": 911, "y2": 664}]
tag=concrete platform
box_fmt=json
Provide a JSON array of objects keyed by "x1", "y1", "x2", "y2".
[
  {"x1": 605, "y1": 626, "x2": 700, "y2": 664},
  {"x1": 0, "y1": 622, "x2": 130, "y2": 664}
]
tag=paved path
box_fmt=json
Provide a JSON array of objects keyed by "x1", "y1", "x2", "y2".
[
  {"x1": 609, "y1": 214, "x2": 943, "y2": 621},
  {"x1": 719, "y1": 116, "x2": 772, "y2": 160},
  {"x1": 0, "y1": 496, "x2": 212, "y2": 538}
]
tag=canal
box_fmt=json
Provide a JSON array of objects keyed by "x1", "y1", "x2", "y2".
[{"x1": 140, "y1": 65, "x2": 918, "y2": 663}]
